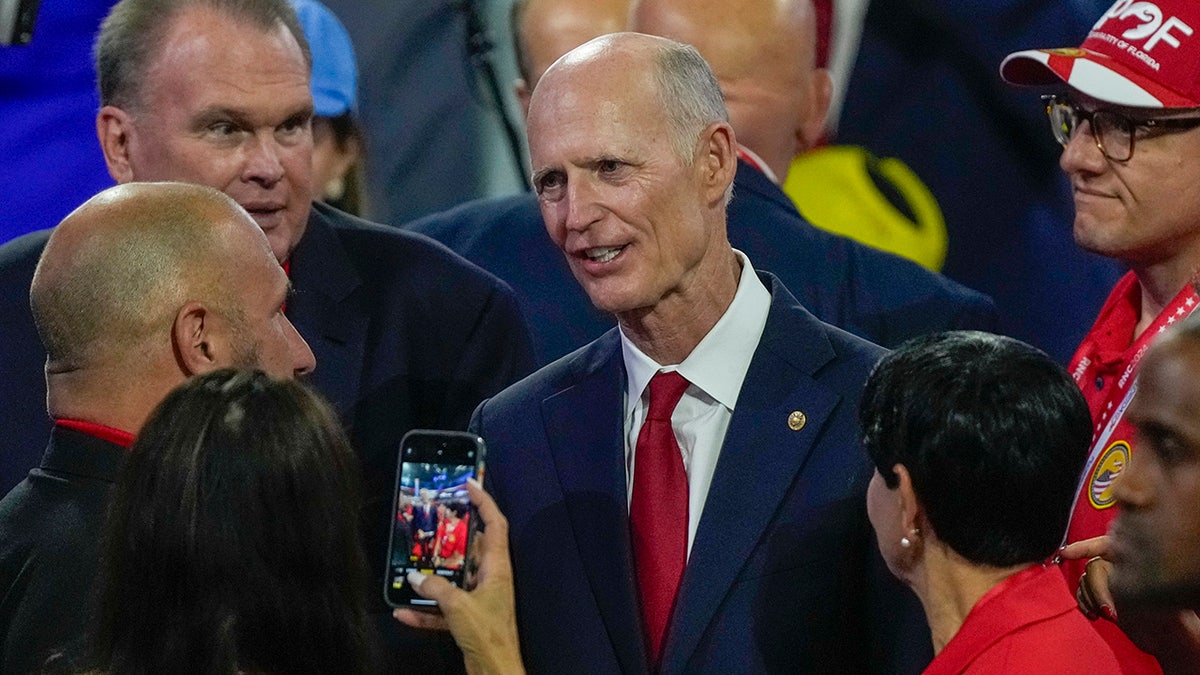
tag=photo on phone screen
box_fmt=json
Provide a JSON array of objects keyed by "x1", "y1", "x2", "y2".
[{"x1": 384, "y1": 430, "x2": 485, "y2": 608}]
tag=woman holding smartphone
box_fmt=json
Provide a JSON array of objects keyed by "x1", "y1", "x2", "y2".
[{"x1": 84, "y1": 370, "x2": 523, "y2": 674}]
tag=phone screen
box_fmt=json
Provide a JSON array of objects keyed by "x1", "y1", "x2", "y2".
[{"x1": 384, "y1": 430, "x2": 485, "y2": 608}]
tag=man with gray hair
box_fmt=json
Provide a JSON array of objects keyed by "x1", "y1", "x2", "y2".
[
  {"x1": 0, "y1": 182, "x2": 315, "y2": 673},
  {"x1": 408, "y1": 0, "x2": 995, "y2": 367},
  {"x1": 471, "y1": 32, "x2": 929, "y2": 674}
]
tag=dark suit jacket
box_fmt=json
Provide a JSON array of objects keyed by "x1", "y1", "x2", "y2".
[
  {"x1": 406, "y1": 160, "x2": 996, "y2": 366},
  {"x1": 0, "y1": 425, "x2": 124, "y2": 674},
  {"x1": 472, "y1": 273, "x2": 931, "y2": 674},
  {"x1": 288, "y1": 204, "x2": 535, "y2": 582},
  {"x1": 0, "y1": 229, "x2": 53, "y2": 498}
]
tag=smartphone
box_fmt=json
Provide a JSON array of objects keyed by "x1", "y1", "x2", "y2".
[{"x1": 384, "y1": 429, "x2": 486, "y2": 609}]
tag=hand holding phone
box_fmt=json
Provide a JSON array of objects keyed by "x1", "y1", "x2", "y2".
[{"x1": 384, "y1": 430, "x2": 486, "y2": 609}]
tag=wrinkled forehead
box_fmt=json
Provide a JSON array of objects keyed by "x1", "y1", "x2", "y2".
[{"x1": 527, "y1": 71, "x2": 663, "y2": 161}]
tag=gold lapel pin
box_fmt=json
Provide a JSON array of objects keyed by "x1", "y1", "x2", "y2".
[{"x1": 788, "y1": 410, "x2": 806, "y2": 431}]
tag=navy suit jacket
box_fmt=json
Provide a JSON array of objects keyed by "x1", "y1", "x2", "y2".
[
  {"x1": 406, "y1": 160, "x2": 996, "y2": 366},
  {"x1": 472, "y1": 273, "x2": 931, "y2": 674},
  {"x1": 0, "y1": 229, "x2": 53, "y2": 498},
  {"x1": 287, "y1": 204, "x2": 534, "y2": 578}
]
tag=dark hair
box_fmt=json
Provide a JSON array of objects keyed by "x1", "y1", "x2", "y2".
[
  {"x1": 314, "y1": 112, "x2": 368, "y2": 216},
  {"x1": 89, "y1": 370, "x2": 378, "y2": 674},
  {"x1": 859, "y1": 331, "x2": 1092, "y2": 567},
  {"x1": 95, "y1": 0, "x2": 311, "y2": 110}
]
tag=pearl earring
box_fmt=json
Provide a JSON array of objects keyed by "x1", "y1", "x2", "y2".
[{"x1": 900, "y1": 536, "x2": 911, "y2": 548}]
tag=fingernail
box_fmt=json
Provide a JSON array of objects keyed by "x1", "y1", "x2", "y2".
[
  {"x1": 467, "y1": 477, "x2": 482, "y2": 489},
  {"x1": 1101, "y1": 605, "x2": 1118, "y2": 622},
  {"x1": 407, "y1": 571, "x2": 426, "y2": 588}
]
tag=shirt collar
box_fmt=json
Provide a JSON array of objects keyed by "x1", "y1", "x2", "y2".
[
  {"x1": 54, "y1": 419, "x2": 135, "y2": 449},
  {"x1": 737, "y1": 146, "x2": 779, "y2": 185},
  {"x1": 621, "y1": 249, "x2": 771, "y2": 413}
]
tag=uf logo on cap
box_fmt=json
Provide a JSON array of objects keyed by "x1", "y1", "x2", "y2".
[{"x1": 1096, "y1": 0, "x2": 1195, "y2": 52}]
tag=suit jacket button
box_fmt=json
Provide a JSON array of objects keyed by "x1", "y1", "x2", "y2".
[{"x1": 788, "y1": 410, "x2": 806, "y2": 431}]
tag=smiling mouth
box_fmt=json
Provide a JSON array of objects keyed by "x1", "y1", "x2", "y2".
[{"x1": 584, "y1": 245, "x2": 626, "y2": 263}]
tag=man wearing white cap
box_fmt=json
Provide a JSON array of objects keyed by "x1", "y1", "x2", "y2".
[{"x1": 1002, "y1": 1, "x2": 1200, "y2": 672}]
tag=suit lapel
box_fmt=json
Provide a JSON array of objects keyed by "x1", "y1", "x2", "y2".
[
  {"x1": 286, "y1": 205, "x2": 369, "y2": 422},
  {"x1": 661, "y1": 278, "x2": 842, "y2": 673},
  {"x1": 542, "y1": 332, "x2": 649, "y2": 673}
]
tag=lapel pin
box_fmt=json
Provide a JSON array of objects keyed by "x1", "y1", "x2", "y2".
[{"x1": 788, "y1": 410, "x2": 806, "y2": 431}]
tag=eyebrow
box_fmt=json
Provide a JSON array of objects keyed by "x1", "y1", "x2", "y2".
[{"x1": 190, "y1": 105, "x2": 314, "y2": 131}]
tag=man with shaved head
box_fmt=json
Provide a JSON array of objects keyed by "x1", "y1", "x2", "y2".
[
  {"x1": 472, "y1": 32, "x2": 929, "y2": 674},
  {"x1": 408, "y1": 0, "x2": 995, "y2": 366},
  {"x1": 0, "y1": 182, "x2": 315, "y2": 673},
  {"x1": 632, "y1": 0, "x2": 829, "y2": 184},
  {"x1": 511, "y1": 0, "x2": 630, "y2": 114}
]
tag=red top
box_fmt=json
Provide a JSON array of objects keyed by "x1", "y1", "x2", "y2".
[
  {"x1": 924, "y1": 564, "x2": 1120, "y2": 674},
  {"x1": 438, "y1": 519, "x2": 468, "y2": 562},
  {"x1": 54, "y1": 419, "x2": 134, "y2": 449},
  {"x1": 1063, "y1": 271, "x2": 1199, "y2": 674}
]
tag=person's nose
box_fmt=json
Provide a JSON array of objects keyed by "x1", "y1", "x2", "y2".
[
  {"x1": 563, "y1": 177, "x2": 603, "y2": 233},
  {"x1": 283, "y1": 314, "x2": 316, "y2": 376},
  {"x1": 242, "y1": 132, "x2": 286, "y2": 187},
  {"x1": 1112, "y1": 451, "x2": 1153, "y2": 510},
  {"x1": 1059, "y1": 118, "x2": 1108, "y2": 178}
]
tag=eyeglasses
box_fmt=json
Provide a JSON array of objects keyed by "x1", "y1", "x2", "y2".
[{"x1": 1043, "y1": 94, "x2": 1200, "y2": 162}]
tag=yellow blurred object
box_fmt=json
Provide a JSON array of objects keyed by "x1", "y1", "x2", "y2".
[{"x1": 783, "y1": 145, "x2": 947, "y2": 271}]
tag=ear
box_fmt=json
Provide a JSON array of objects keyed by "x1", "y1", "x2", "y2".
[
  {"x1": 96, "y1": 105, "x2": 137, "y2": 184},
  {"x1": 893, "y1": 464, "x2": 924, "y2": 535},
  {"x1": 698, "y1": 121, "x2": 738, "y2": 207},
  {"x1": 796, "y1": 68, "x2": 834, "y2": 154},
  {"x1": 172, "y1": 302, "x2": 227, "y2": 376},
  {"x1": 515, "y1": 78, "x2": 532, "y2": 120}
]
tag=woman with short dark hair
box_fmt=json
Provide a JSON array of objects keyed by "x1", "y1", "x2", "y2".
[{"x1": 860, "y1": 331, "x2": 1121, "y2": 674}]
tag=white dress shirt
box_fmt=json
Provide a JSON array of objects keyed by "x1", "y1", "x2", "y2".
[{"x1": 620, "y1": 250, "x2": 771, "y2": 557}]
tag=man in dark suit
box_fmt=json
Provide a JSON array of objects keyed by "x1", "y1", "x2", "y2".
[
  {"x1": 0, "y1": 182, "x2": 317, "y2": 673},
  {"x1": 474, "y1": 33, "x2": 929, "y2": 673},
  {"x1": 407, "y1": 0, "x2": 995, "y2": 366}
]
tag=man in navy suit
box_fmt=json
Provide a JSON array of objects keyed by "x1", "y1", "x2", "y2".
[
  {"x1": 0, "y1": 0, "x2": 533, "y2": 668},
  {"x1": 407, "y1": 0, "x2": 996, "y2": 366},
  {"x1": 473, "y1": 33, "x2": 929, "y2": 673}
]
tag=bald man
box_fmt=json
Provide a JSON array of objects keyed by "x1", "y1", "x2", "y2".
[
  {"x1": 0, "y1": 182, "x2": 315, "y2": 672},
  {"x1": 512, "y1": 0, "x2": 630, "y2": 113},
  {"x1": 407, "y1": 0, "x2": 994, "y2": 365},
  {"x1": 627, "y1": 0, "x2": 949, "y2": 267},
  {"x1": 473, "y1": 32, "x2": 929, "y2": 674},
  {"x1": 631, "y1": 0, "x2": 829, "y2": 184}
]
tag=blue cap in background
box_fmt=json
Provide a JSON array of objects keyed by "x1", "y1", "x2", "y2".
[{"x1": 290, "y1": 0, "x2": 358, "y2": 117}]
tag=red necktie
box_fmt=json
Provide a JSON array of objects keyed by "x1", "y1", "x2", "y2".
[{"x1": 630, "y1": 371, "x2": 691, "y2": 669}]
